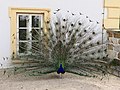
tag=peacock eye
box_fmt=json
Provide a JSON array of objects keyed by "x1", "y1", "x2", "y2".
[
  {"x1": 98, "y1": 50, "x2": 101, "y2": 53},
  {"x1": 55, "y1": 22, "x2": 58, "y2": 25},
  {"x1": 56, "y1": 29, "x2": 58, "y2": 32},
  {"x1": 104, "y1": 49, "x2": 107, "y2": 52},
  {"x1": 92, "y1": 52, "x2": 95, "y2": 55},
  {"x1": 78, "y1": 45, "x2": 81, "y2": 48},
  {"x1": 79, "y1": 34, "x2": 82, "y2": 37},
  {"x1": 51, "y1": 34, "x2": 53, "y2": 37},
  {"x1": 89, "y1": 20, "x2": 92, "y2": 22},
  {"x1": 44, "y1": 34, "x2": 47, "y2": 36},
  {"x1": 53, "y1": 41, "x2": 55, "y2": 44},
  {"x1": 90, "y1": 44, "x2": 93, "y2": 47},
  {"x1": 83, "y1": 41, "x2": 86, "y2": 44},
  {"x1": 106, "y1": 54, "x2": 108, "y2": 57},
  {"x1": 91, "y1": 58, "x2": 94, "y2": 60},
  {"x1": 92, "y1": 32, "x2": 95, "y2": 35},
  {"x1": 13, "y1": 52, "x2": 15, "y2": 54},
  {"x1": 62, "y1": 26, "x2": 65, "y2": 29},
  {"x1": 47, "y1": 21, "x2": 49, "y2": 23},
  {"x1": 71, "y1": 24, "x2": 74, "y2": 26},
  {"x1": 63, "y1": 19, "x2": 66, "y2": 21},
  {"x1": 56, "y1": 36, "x2": 58, "y2": 39},
  {"x1": 62, "y1": 33, "x2": 65, "y2": 35},
  {"x1": 88, "y1": 37, "x2": 92, "y2": 40},
  {"x1": 69, "y1": 31, "x2": 72, "y2": 34},
  {"x1": 41, "y1": 28, "x2": 43, "y2": 30},
  {"x1": 85, "y1": 54, "x2": 88, "y2": 56},
  {"x1": 97, "y1": 41, "x2": 100, "y2": 45},
  {"x1": 97, "y1": 57, "x2": 100, "y2": 59},
  {"x1": 63, "y1": 40, "x2": 65, "y2": 42},
  {"x1": 102, "y1": 57, "x2": 105, "y2": 59},
  {"x1": 73, "y1": 46, "x2": 75, "y2": 48},
  {"x1": 72, "y1": 34, "x2": 75, "y2": 37},
  {"x1": 76, "y1": 29, "x2": 79, "y2": 32},
  {"x1": 48, "y1": 28, "x2": 51, "y2": 30},
  {"x1": 97, "y1": 21, "x2": 99, "y2": 24},
  {"x1": 86, "y1": 16, "x2": 88, "y2": 18},
  {"x1": 84, "y1": 30, "x2": 87, "y2": 32},
  {"x1": 78, "y1": 23, "x2": 82, "y2": 25}
]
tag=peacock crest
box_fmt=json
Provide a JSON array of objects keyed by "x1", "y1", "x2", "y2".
[{"x1": 13, "y1": 9, "x2": 109, "y2": 77}]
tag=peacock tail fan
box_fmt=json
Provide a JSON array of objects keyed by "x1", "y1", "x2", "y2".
[{"x1": 11, "y1": 9, "x2": 110, "y2": 77}]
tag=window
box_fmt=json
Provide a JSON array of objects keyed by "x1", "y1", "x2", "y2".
[
  {"x1": 17, "y1": 14, "x2": 43, "y2": 55},
  {"x1": 9, "y1": 7, "x2": 50, "y2": 61}
]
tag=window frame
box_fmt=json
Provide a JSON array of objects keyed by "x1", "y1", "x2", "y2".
[{"x1": 9, "y1": 7, "x2": 50, "y2": 63}]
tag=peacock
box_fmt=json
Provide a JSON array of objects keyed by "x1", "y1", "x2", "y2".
[{"x1": 12, "y1": 9, "x2": 109, "y2": 77}]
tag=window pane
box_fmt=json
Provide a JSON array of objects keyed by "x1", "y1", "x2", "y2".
[
  {"x1": 32, "y1": 16, "x2": 41, "y2": 27},
  {"x1": 19, "y1": 15, "x2": 28, "y2": 27},
  {"x1": 19, "y1": 29, "x2": 27, "y2": 40},
  {"x1": 19, "y1": 42, "x2": 27, "y2": 53},
  {"x1": 32, "y1": 29, "x2": 40, "y2": 40}
]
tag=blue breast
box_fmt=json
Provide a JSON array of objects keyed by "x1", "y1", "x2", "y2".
[{"x1": 57, "y1": 64, "x2": 65, "y2": 74}]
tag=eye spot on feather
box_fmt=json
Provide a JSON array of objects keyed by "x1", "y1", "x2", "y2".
[
  {"x1": 90, "y1": 44, "x2": 93, "y2": 47},
  {"x1": 78, "y1": 34, "x2": 82, "y2": 37},
  {"x1": 92, "y1": 32, "x2": 95, "y2": 35},
  {"x1": 83, "y1": 41, "x2": 86, "y2": 44},
  {"x1": 62, "y1": 33, "x2": 65, "y2": 35},
  {"x1": 106, "y1": 54, "x2": 108, "y2": 57},
  {"x1": 91, "y1": 58, "x2": 94, "y2": 60},
  {"x1": 55, "y1": 22, "x2": 58, "y2": 25},
  {"x1": 98, "y1": 50, "x2": 101, "y2": 53},
  {"x1": 48, "y1": 28, "x2": 51, "y2": 31},
  {"x1": 56, "y1": 29, "x2": 59, "y2": 32},
  {"x1": 97, "y1": 21, "x2": 99, "y2": 24},
  {"x1": 41, "y1": 28, "x2": 43, "y2": 30},
  {"x1": 69, "y1": 31, "x2": 72, "y2": 34},
  {"x1": 78, "y1": 45, "x2": 81, "y2": 48},
  {"x1": 86, "y1": 16, "x2": 88, "y2": 18},
  {"x1": 85, "y1": 47, "x2": 88, "y2": 49},
  {"x1": 104, "y1": 49, "x2": 107, "y2": 52},
  {"x1": 88, "y1": 37, "x2": 92, "y2": 40},
  {"x1": 89, "y1": 20, "x2": 92, "y2": 22},
  {"x1": 44, "y1": 34, "x2": 47, "y2": 36},
  {"x1": 53, "y1": 41, "x2": 55, "y2": 44},
  {"x1": 92, "y1": 52, "x2": 95, "y2": 55},
  {"x1": 97, "y1": 41, "x2": 100, "y2": 45},
  {"x1": 78, "y1": 22, "x2": 82, "y2": 25},
  {"x1": 71, "y1": 23, "x2": 74, "y2": 27},
  {"x1": 47, "y1": 21, "x2": 49, "y2": 24},
  {"x1": 103, "y1": 57, "x2": 105, "y2": 59},
  {"x1": 63, "y1": 40, "x2": 65, "y2": 42},
  {"x1": 76, "y1": 29, "x2": 79, "y2": 32},
  {"x1": 56, "y1": 36, "x2": 58, "y2": 39},
  {"x1": 97, "y1": 57, "x2": 100, "y2": 59},
  {"x1": 62, "y1": 26, "x2": 65, "y2": 29},
  {"x1": 84, "y1": 30, "x2": 87, "y2": 32},
  {"x1": 51, "y1": 34, "x2": 53, "y2": 37},
  {"x1": 73, "y1": 46, "x2": 75, "y2": 48},
  {"x1": 63, "y1": 19, "x2": 66, "y2": 22}
]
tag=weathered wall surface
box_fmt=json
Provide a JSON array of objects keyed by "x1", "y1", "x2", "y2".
[{"x1": 104, "y1": 0, "x2": 120, "y2": 60}]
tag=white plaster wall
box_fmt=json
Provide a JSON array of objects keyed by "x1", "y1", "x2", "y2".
[{"x1": 0, "y1": 0, "x2": 103, "y2": 68}]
